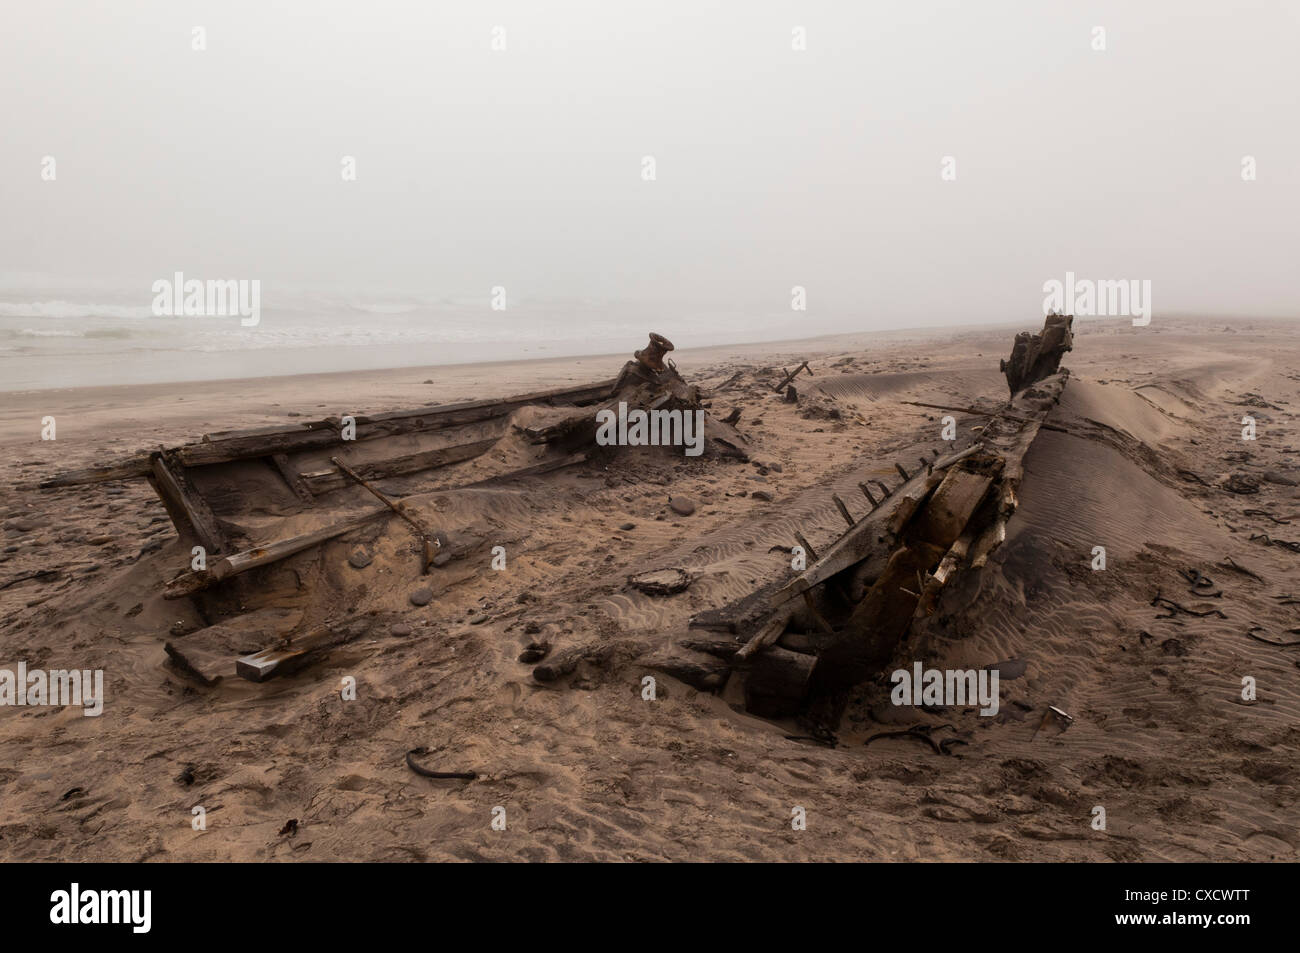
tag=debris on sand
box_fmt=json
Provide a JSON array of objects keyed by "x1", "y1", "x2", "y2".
[{"x1": 629, "y1": 567, "x2": 694, "y2": 595}]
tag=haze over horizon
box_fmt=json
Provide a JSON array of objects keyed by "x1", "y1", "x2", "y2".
[{"x1": 3, "y1": 1, "x2": 1298, "y2": 346}]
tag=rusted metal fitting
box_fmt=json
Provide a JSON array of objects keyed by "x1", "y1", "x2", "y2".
[{"x1": 634, "y1": 332, "x2": 674, "y2": 372}]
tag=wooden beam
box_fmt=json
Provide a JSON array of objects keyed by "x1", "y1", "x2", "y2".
[
  {"x1": 174, "y1": 379, "x2": 617, "y2": 467},
  {"x1": 772, "y1": 360, "x2": 811, "y2": 392},
  {"x1": 40, "y1": 454, "x2": 154, "y2": 488},
  {"x1": 300, "y1": 438, "x2": 497, "y2": 493}
]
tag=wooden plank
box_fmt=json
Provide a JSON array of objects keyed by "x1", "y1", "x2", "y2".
[
  {"x1": 40, "y1": 455, "x2": 154, "y2": 488},
  {"x1": 164, "y1": 640, "x2": 227, "y2": 686},
  {"x1": 908, "y1": 466, "x2": 996, "y2": 548},
  {"x1": 353, "y1": 379, "x2": 617, "y2": 426},
  {"x1": 150, "y1": 453, "x2": 226, "y2": 554},
  {"x1": 765, "y1": 442, "x2": 1000, "y2": 609},
  {"x1": 235, "y1": 621, "x2": 366, "y2": 681},
  {"x1": 744, "y1": 645, "x2": 815, "y2": 717},
  {"x1": 270, "y1": 453, "x2": 315, "y2": 504},
  {"x1": 203, "y1": 420, "x2": 333, "y2": 441},
  {"x1": 176, "y1": 426, "x2": 346, "y2": 467},
  {"x1": 163, "y1": 607, "x2": 302, "y2": 686},
  {"x1": 300, "y1": 438, "x2": 497, "y2": 493}
]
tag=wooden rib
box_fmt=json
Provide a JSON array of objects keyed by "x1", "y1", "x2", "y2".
[
  {"x1": 831, "y1": 494, "x2": 856, "y2": 527},
  {"x1": 794, "y1": 532, "x2": 819, "y2": 563},
  {"x1": 858, "y1": 482, "x2": 879, "y2": 508},
  {"x1": 150, "y1": 453, "x2": 226, "y2": 554},
  {"x1": 270, "y1": 453, "x2": 315, "y2": 504}
]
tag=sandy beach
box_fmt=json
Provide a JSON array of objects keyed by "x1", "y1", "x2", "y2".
[{"x1": 1, "y1": 315, "x2": 1297, "y2": 862}]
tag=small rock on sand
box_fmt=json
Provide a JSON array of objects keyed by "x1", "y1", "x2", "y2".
[
  {"x1": 348, "y1": 548, "x2": 373, "y2": 569},
  {"x1": 1263, "y1": 470, "x2": 1298, "y2": 486},
  {"x1": 619, "y1": 522, "x2": 636, "y2": 531},
  {"x1": 669, "y1": 497, "x2": 696, "y2": 516},
  {"x1": 409, "y1": 587, "x2": 434, "y2": 607},
  {"x1": 390, "y1": 623, "x2": 413, "y2": 637},
  {"x1": 752, "y1": 490, "x2": 774, "y2": 502}
]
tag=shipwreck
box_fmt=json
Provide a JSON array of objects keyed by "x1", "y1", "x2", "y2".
[{"x1": 41, "y1": 333, "x2": 750, "y2": 683}]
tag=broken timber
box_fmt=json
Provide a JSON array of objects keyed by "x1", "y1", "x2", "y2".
[{"x1": 692, "y1": 319, "x2": 1069, "y2": 719}]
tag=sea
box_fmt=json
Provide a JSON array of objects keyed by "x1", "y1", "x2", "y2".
[{"x1": 0, "y1": 287, "x2": 833, "y2": 393}]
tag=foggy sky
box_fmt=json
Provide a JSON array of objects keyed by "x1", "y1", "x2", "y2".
[{"x1": 3, "y1": 1, "x2": 1298, "y2": 328}]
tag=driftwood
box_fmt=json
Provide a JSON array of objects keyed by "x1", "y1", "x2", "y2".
[
  {"x1": 773, "y1": 361, "x2": 811, "y2": 392},
  {"x1": 629, "y1": 568, "x2": 693, "y2": 595},
  {"x1": 677, "y1": 635, "x2": 743, "y2": 659}
]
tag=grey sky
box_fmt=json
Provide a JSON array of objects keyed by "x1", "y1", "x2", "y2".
[{"x1": 3, "y1": 0, "x2": 1298, "y2": 326}]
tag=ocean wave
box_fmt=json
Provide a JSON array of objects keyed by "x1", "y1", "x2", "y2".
[
  {"x1": 0, "y1": 301, "x2": 154, "y2": 320},
  {"x1": 17, "y1": 327, "x2": 84, "y2": 337}
]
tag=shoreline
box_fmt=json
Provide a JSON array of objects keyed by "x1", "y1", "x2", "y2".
[{"x1": 3, "y1": 315, "x2": 1295, "y2": 452}]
